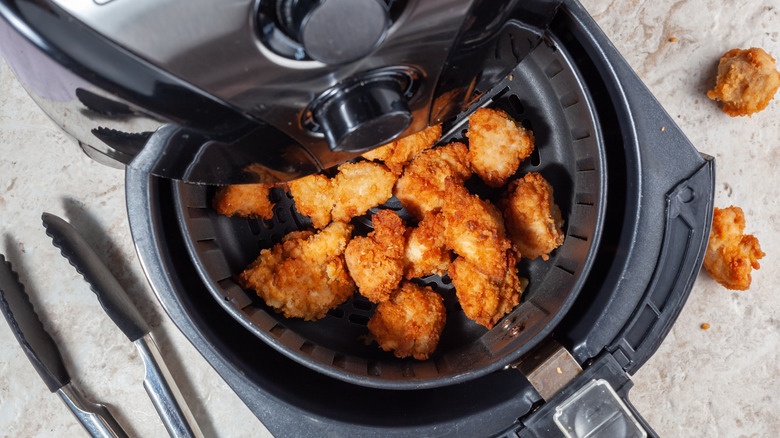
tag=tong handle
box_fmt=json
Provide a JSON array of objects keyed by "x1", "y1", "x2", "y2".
[{"x1": 135, "y1": 334, "x2": 204, "y2": 438}]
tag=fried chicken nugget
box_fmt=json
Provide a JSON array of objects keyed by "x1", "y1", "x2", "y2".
[
  {"x1": 367, "y1": 281, "x2": 446, "y2": 360},
  {"x1": 237, "y1": 222, "x2": 355, "y2": 320},
  {"x1": 345, "y1": 210, "x2": 407, "y2": 303},
  {"x1": 440, "y1": 186, "x2": 511, "y2": 280},
  {"x1": 331, "y1": 161, "x2": 397, "y2": 223},
  {"x1": 394, "y1": 142, "x2": 472, "y2": 220},
  {"x1": 403, "y1": 212, "x2": 452, "y2": 279},
  {"x1": 288, "y1": 174, "x2": 334, "y2": 229},
  {"x1": 501, "y1": 172, "x2": 565, "y2": 261},
  {"x1": 707, "y1": 47, "x2": 780, "y2": 117},
  {"x1": 448, "y1": 252, "x2": 527, "y2": 329},
  {"x1": 703, "y1": 206, "x2": 765, "y2": 290},
  {"x1": 289, "y1": 162, "x2": 396, "y2": 228},
  {"x1": 466, "y1": 107, "x2": 535, "y2": 188},
  {"x1": 212, "y1": 183, "x2": 275, "y2": 220},
  {"x1": 362, "y1": 125, "x2": 443, "y2": 175}
]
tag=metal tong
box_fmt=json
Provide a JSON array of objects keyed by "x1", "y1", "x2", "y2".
[
  {"x1": 0, "y1": 254, "x2": 128, "y2": 438},
  {"x1": 0, "y1": 213, "x2": 204, "y2": 437}
]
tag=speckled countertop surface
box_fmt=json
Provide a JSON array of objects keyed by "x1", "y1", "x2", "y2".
[{"x1": 1, "y1": 1, "x2": 779, "y2": 436}]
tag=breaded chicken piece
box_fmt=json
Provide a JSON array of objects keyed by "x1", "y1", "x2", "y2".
[
  {"x1": 707, "y1": 47, "x2": 780, "y2": 116},
  {"x1": 288, "y1": 174, "x2": 334, "y2": 229},
  {"x1": 345, "y1": 210, "x2": 407, "y2": 303},
  {"x1": 440, "y1": 187, "x2": 511, "y2": 280},
  {"x1": 394, "y1": 142, "x2": 472, "y2": 220},
  {"x1": 703, "y1": 206, "x2": 765, "y2": 290},
  {"x1": 448, "y1": 252, "x2": 527, "y2": 329},
  {"x1": 362, "y1": 125, "x2": 443, "y2": 175},
  {"x1": 288, "y1": 161, "x2": 396, "y2": 228},
  {"x1": 466, "y1": 107, "x2": 535, "y2": 187},
  {"x1": 237, "y1": 222, "x2": 355, "y2": 320},
  {"x1": 331, "y1": 161, "x2": 397, "y2": 223},
  {"x1": 212, "y1": 183, "x2": 275, "y2": 220},
  {"x1": 367, "y1": 281, "x2": 446, "y2": 360},
  {"x1": 403, "y1": 212, "x2": 452, "y2": 279},
  {"x1": 501, "y1": 172, "x2": 565, "y2": 261}
]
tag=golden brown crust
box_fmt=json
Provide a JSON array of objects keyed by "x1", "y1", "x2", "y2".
[
  {"x1": 237, "y1": 222, "x2": 355, "y2": 320},
  {"x1": 467, "y1": 107, "x2": 535, "y2": 187},
  {"x1": 394, "y1": 142, "x2": 472, "y2": 220},
  {"x1": 367, "y1": 282, "x2": 446, "y2": 360},
  {"x1": 331, "y1": 161, "x2": 397, "y2": 223},
  {"x1": 212, "y1": 184, "x2": 275, "y2": 220},
  {"x1": 500, "y1": 172, "x2": 565, "y2": 260},
  {"x1": 707, "y1": 47, "x2": 780, "y2": 117},
  {"x1": 440, "y1": 187, "x2": 511, "y2": 280},
  {"x1": 448, "y1": 252, "x2": 527, "y2": 329},
  {"x1": 288, "y1": 174, "x2": 334, "y2": 229},
  {"x1": 403, "y1": 212, "x2": 452, "y2": 279},
  {"x1": 703, "y1": 206, "x2": 765, "y2": 290},
  {"x1": 288, "y1": 162, "x2": 396, "y2": 228},
  {"x1": 362, "y1": 125, "x2": 443, "y2": 175},
  {"x1": 344, "y1": 210, "x2": 407, "y2": 303}
]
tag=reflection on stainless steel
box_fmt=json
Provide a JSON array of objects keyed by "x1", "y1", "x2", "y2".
[
  {"x1": 1, "y1": 0, "x2": 562, "y2": 183},
  {"x1": 56, "y1": 384, "x2": 129, "y2": 438},
  {"x1": 135, "y1": 333, "x2": 204, "y2": 438}
]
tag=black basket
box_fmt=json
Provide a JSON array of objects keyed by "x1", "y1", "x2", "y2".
[{"x1": 173, "y1": 29, "x2": 606, "y2": 390}]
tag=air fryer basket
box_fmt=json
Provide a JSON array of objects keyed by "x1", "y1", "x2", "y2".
[{"x1": 173, "y1": 32, "x2": 606, "y2": 390}]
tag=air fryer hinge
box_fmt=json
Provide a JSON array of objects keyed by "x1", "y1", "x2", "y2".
[{"x1": 510, "y1": 338, "x2": 582, "y2": 401}]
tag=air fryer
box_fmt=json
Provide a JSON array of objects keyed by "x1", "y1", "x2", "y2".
[{"x1": 0, "y1": 0, "x2": 714, "y2": 436}]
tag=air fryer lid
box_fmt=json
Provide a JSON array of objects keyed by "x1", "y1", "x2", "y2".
[
  {"x1": 0, "y1": 0, "x2": 563, "y2": 185},
  {"x1": 173, "y1": 29, "x2": 607, "y2": 390}
]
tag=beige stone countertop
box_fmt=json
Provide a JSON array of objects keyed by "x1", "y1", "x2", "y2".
[{"x1": 1, "y1": 1, "x2": 778, "y2": 436}]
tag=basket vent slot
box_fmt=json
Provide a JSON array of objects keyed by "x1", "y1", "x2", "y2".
[
  {"x1": 528, "y1": 140, "x2": 541, "y2": 166},
  {"x1": 348, "y1": 313, "x2": 370, "y2": 326},
  {"x1": 195, "y1": 238, "x2": 220, "y2": 252},
  {"x1": 560, "y1": 91, "x2": 579, "y2": 108},
  {"x1": 368, "y1": 361, "x2": 382, "y2": 377},
  {"x1": 508, "y1": 94, "x2": 525, "y2": 115},
  {"x1": 270, "y1": 324, "x2": 286, "y2": 337},
  {"x1": 576, "y1": 157, "x2": 596, "y2": 172},
  {"x1": 352, "y1": 297, "x2": 374, "y2": 311},
  {"x1": 544, "y1": 59, "x2": 563, "y2": 78},
  {"x1": 187, "y1": 206, "x2": 212, "y2": 219},
  {"x1": 575, "y1": 193, "x2": 595, "y2": 206},
  {"x1": 248, "y1": 218, "x2": 265, "y2": 235},
  {"x1": 300, "y1": 341, "x2": 316, "y2": 355},
  {"x1": 327, "y1": 308, "x2": 345, "y2": 318},
  {"x1": 556, "y1": 264, "x2": 575, "y2": 275},
  {"x1": 571, "y1": 127, "x2": 590, "y2": 140}
]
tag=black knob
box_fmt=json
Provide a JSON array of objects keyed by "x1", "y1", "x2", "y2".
[
  {"x1": 313, "y1": 78, "x2": 412, "y2": 152},
  {"x1": 277, "y1": 0, "x2": 389, "y2": 64}
]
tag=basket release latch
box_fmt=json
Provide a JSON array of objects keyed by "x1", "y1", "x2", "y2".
[{"x1": 510, "y1": 339, "x2": 648, "y2": 437}]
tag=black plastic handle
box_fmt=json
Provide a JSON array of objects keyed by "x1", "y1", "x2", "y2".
[
  {"x1": 42, "y1": 213, "x2": 150, "y2": 342},
  {"x1": 0, "y1": 255, "x2": 70, "y2": 392},
  {"x1": 516, "y1": 352, "x2": 659, "y2": 437}
]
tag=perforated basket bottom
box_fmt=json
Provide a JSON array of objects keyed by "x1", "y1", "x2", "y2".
[{"x1": 174, "y1": 33, "x2": 606, "y2": 389}]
